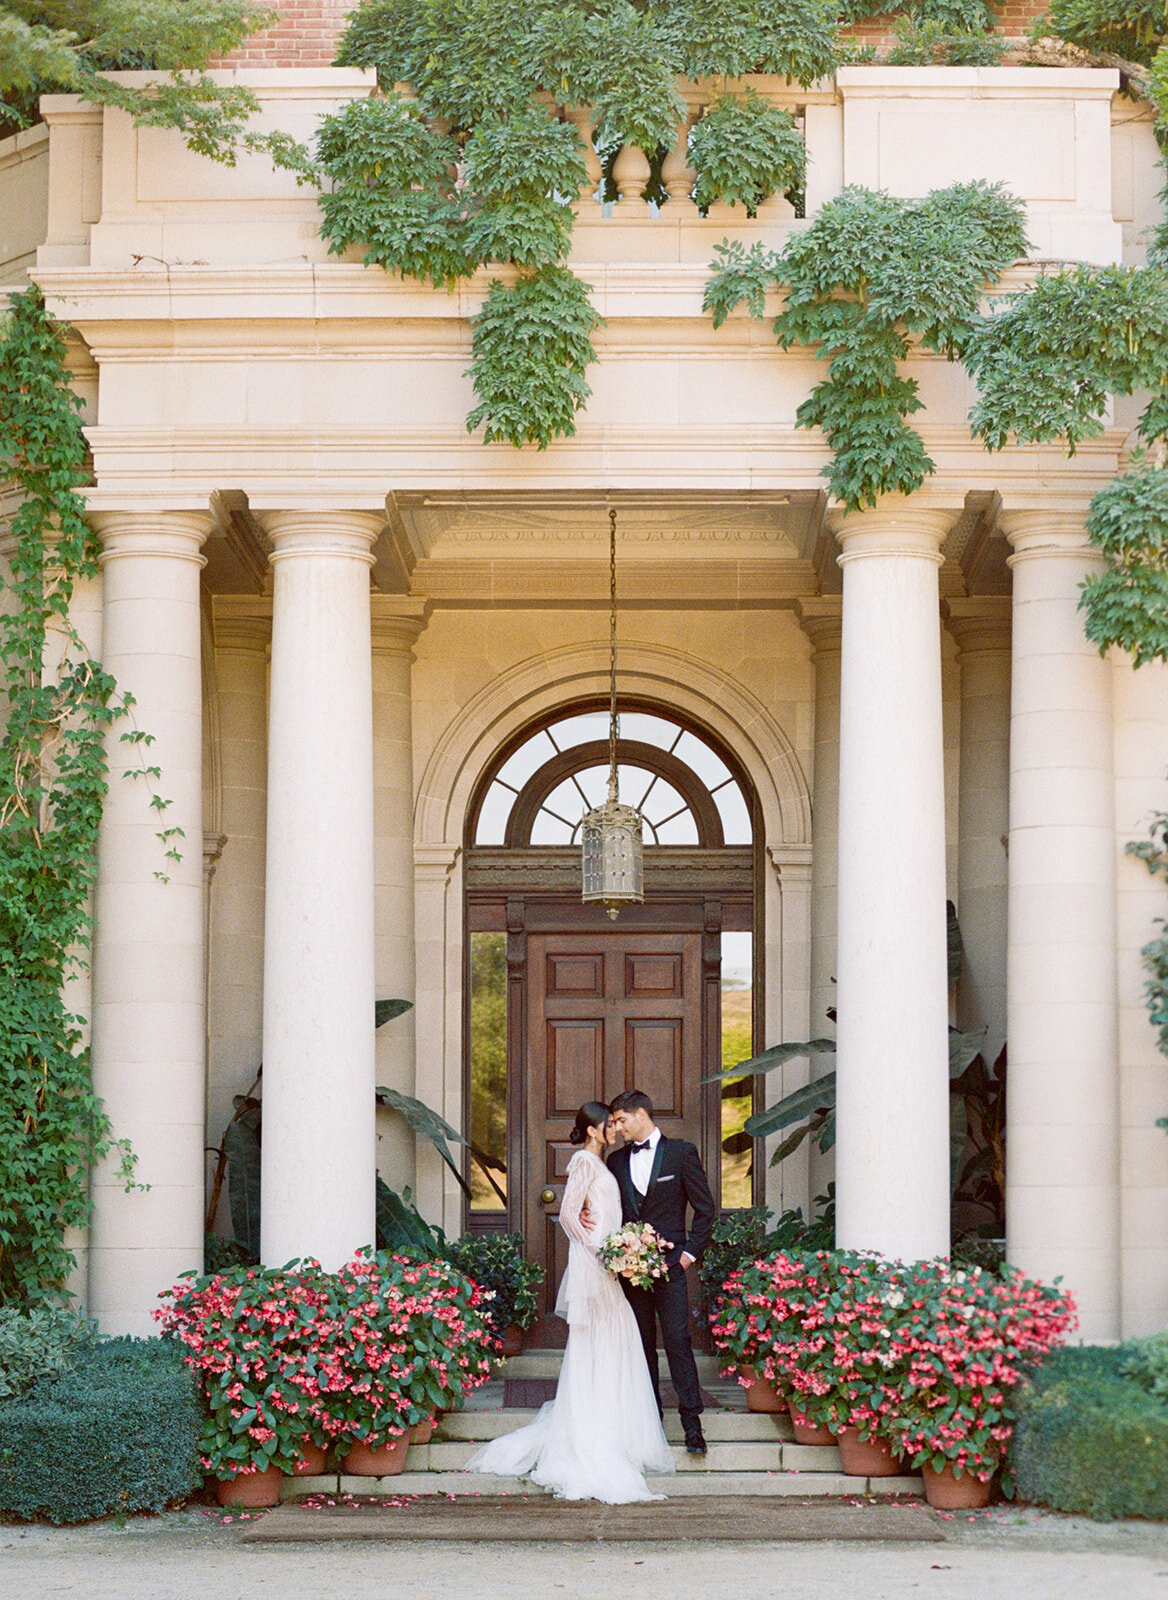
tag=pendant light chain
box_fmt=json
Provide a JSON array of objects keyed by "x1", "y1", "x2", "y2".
[{"x1": 607, "y1": 507, "x2": 619, "y2": 803}]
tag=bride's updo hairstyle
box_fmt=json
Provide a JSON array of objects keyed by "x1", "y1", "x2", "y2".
[{"x1": 568, "y1": 1101, "x2": 610, "y2": 1145}]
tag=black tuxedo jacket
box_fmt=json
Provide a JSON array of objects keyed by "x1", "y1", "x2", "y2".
[{"x1": 609, "y1": 1135, "x2": 716, "y2": 1267}]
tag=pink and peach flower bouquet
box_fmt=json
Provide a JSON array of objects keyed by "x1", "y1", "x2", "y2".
[{"x1": 598, "y1": 1222, "x2": 673, "y2": 1289}]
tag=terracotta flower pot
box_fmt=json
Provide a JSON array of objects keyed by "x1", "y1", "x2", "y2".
[
  {"x1": 291, "y1": 1440, "x2": 328, "y2": 1476},
  {"x1": 215, "y1": 1464, "x2": 283, "y2": 1508},
  {"x1": 836, "y1": 1426, "x2": 901, "y2": 1477},
  {"x1": 341, "y1": 1433, "x2": 411, "y2": 1477},
  {"x1": 410, "y1": 1415, "x2": 436, "y2": 1445},
  {"x1": 790, "y1": 1412, "x2": 835, "y2": 1447},
  {"x1": 499, "y1": 1323, "x2": 525, "y2": 1357},
  {"x1": 921, "y1": 1460, "x2": 992, "y2": 1509},
  {"x1": 742, "y1": 1369, "x2": 786, "y2": 1414}
]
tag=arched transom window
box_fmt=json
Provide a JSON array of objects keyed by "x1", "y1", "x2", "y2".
[{"x1": 472, "y1": 708, "x2": 752, "y2": 848}]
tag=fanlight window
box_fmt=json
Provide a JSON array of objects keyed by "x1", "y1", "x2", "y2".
[{"x1": 473, "y1": 709, "x2": 751, "y2": 847}]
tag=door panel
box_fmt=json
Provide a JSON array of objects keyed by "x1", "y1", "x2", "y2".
[{"x1": 525, "y1": 927, "x2": 707, "y2": 1342}]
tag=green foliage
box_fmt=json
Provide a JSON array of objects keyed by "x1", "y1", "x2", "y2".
[
  {"x1": 1119, "y1": 1328, "x2": 1168, "y2": 1402},
  {"x1": 648, "y1": 0, "x2": 840, "y2": 85},
  {"x1": 1079, "y1": 456, "x2": 1168, "y2": 665},
  {"x1": 375, "y1": 1177, "x2": 448, "y2": 1257},
  {"x1": 698, "y1": 1195, "x2": 835, "y2": 1297},
  {"x1": 0, "y1": 0, "x2": 287, "y2": 163},
  {"x1": 1041, "y1": 0, "x2": 1166, "y2": 65},
  {"x1": 1011, "y1": 1344, "x2": 1168, "y2": 1519},
  {"x1": 461, "y1": 108, "x2": 586, "y2": 269},
  {"x1": 967, "y1": 264, "x2": 1168, "y2": 453},
  {"x1": 0, "y1": 1336, "x2": 201, "y2": 1522},
  {"x1": 887, "y1": 14, "x2": 1009, "y2": 63},
  {"x1": 466, "y1": 267, "x2": 602, "y2": 448},
  {"x1": 1123, "y1": 800, "x2": 1168, "y2": 1068},
  {"x1": 0, "y1": 1305, "x2": 97, "y2": 1398},
  {"x1": 0, "y1": 287, "x2": 136, "y2": 1308},
  {"x1": 706, "y1": 182, "x2": 1027, "y2": 509},
  {"x1": 689, "y1": 88, "x2": 806, "y2": 214},
  {"x1": 445, "y1": 1230, "x2": 545, "y2": 1335}
]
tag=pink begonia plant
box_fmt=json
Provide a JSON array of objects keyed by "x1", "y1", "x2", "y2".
[
  {"x1": 155, "y1": 1250, "x2": 496, "y2": 1479},
  {"x1": 709, "y1": 1248, "x2": 1076, "y2": 1483}
]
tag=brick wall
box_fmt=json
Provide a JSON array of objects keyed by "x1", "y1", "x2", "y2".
[{"x1": 213, "y1": 0, "x2": 1054, "y2": 71}]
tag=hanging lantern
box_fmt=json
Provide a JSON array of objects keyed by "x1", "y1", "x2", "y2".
[{"x1": 581, "y1": 509, "x2": 644, "y2": 919}]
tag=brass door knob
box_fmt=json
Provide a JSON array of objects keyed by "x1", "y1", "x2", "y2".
[{"x1": 539, "y1": 1187, "x2": 557, "y2": 1206}]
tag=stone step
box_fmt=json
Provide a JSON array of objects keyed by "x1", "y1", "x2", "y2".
[
  {"x1": 438, "y1": 1409, "x2": 794, "y2": 1444},
  {"x1": 425, "y1": 1439, "x2": 802, "y2": 1473},
  {"x1": 282, "y1": 1468, "x2": 923, "y2": 1501},
  {"x1": 497, "y1": 1350, "x2": 730, "y2": 1384}
]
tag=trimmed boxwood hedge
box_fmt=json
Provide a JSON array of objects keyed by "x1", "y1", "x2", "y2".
[
  {"x1": 1012, "y1": 1344, "x2": 1168, "y2": 1521},
  {"x1": 0, "y1": 1337, "x2": 202, "y2": 1523}
]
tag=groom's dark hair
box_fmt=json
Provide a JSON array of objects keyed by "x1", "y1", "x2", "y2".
[{"x1": 610, "y1": 1088, "x2": 654, "y2": 1118}]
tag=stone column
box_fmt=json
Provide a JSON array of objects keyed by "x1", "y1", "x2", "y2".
[
  {"x1": 944, "y1": 599, "x2": 1011, "y2": 1051},
  {"x1": 797, "y1": 598, "x2": 843, "y2": 1209},
  {"x1": 833, "y1": 500, "x2": 953, "y2": 1261},
  {"x1": 88, "y1": 510, "x2": 211, "y2": 1334},
  {"x1": 1002, "y1": 510, "x2": 1120, "y2": 1342},
  {"x1": 371, "y1": 598, "x2": 428, "y2": 1190},
  {"x1": 260, "y1": 512, "x2": 381, "y2": 1269},
  {"x1": 205, "y1": 603, "x2": 269, "y2": 1173}
]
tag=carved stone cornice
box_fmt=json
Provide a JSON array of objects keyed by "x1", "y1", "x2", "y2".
[
  {"x1": 370, "y1": 595, "x2": 429, "y2": 655},
  {"x1": 465, "y1": 845, "x2": 754, "y2": 893},
  {"x1": 795, "y1": 597, "x2": 842, "y2": 656}
]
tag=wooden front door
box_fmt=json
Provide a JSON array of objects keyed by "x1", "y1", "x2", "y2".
[{"x1": 524, "y1": 927, "x2": 709, "y2": 1342}]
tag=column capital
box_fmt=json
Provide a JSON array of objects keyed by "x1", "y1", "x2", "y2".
[
  {"x1": 260, "y1": 510, "x2": 383, "y2": 566},
  {"x1": 371, "y1": 595, "x2": 429, "y2": 655},
  {"x1": 829, "y1": 497, "x2": 955, "y2": 567},
  {"x1": 795, "y1": 597, "x2": 842, "y2": 656},
  {"x1": 212, "y1": 598, "x2": 272, "y2": 655},
  {"x1": 1000, "y1": 509, "x2": 1103, "y2": 569},
  {"x1": 89, "y1": 509, "x2": 213, "y2": 566},
  {"x1": 943, "y1": 596, "x2": 1012, "y2": 655}
]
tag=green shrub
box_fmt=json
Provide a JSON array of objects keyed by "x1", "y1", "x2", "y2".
[
  {"x1": 1120, "y1": 1330, "x2": 1168, "y2": 1404},
  {"x1": 1012, "y1": 1345, "x2": 1168, "y2": 1520},
  {"x1": 0, "y1": 1306, "x2": 98, "y2": 1399},
  {"x1": 445, "y1": 1231, "x2": 545, "y2": 1337},
  {"x1": 0, "y1": 1337, "x2": 202, "y2": 1523}
]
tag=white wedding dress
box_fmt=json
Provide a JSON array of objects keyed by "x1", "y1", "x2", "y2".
[{"x1": 464, "y1": 1148, "x2": 674, "y2": 1502}]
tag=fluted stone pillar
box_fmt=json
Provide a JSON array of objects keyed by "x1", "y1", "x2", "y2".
[
  {"x1": 796, "y1": 598, "x2": 843, "y2": 1207},
  {"x1": 834, "y1": 501, "x2": 953, "y2": 1261},
  {"x1": 260, "y1": 512, "x2": 380, "y2": 1269},
  {"x1": 371, "y1": 598, "x2": 427, "y2": 1189},
  {"x1": 945, "y1": 599, "x2": 1011, "y2": 1051},
  {"x1": 206, "y1": 603, "x2": 270, "y2": 1164},
  {"x1": 88, "y1": 510, "x2": 212, "y2": 1334},
  {"x1": 1003, "y1": 511, "x2": 1120, "y2": 1341}
]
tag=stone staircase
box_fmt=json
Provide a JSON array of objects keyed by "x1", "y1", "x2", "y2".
[{"x1": 282, "y1": 1351, "x2": 923, "y2": 1500}]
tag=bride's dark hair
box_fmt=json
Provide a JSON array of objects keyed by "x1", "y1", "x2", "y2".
[{"x1": 568, "y1": 1101, "x2": 610, "y2": 1146}]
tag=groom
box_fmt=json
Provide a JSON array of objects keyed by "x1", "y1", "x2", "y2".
[{"x1": 606, "y1": 1088, "x2": 716, "y2": 1456}]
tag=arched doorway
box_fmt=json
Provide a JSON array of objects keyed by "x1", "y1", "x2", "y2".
[{"x1": 462, "y1": 699, "x2": 760, "y2": 1338}]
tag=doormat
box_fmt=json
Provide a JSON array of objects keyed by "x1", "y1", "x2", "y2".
[
  {"x1": 240, "y1": 1494, "x2": 944, "y2": 1544},
  {"x1": 503, "y1": 1380, "x2": 723, "y2": 1410}
]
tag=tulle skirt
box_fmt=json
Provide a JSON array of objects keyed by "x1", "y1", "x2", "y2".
[{"x1": 464, "y1": 1247, "x2": 674, "y2": 1503}]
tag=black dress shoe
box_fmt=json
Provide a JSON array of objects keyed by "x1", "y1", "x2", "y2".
[{"x1": 684, "y1": 1430, "x2": 707, "y2": 1456}]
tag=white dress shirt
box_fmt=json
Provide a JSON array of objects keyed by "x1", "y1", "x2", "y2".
[{"x1": 628, "y1": 1126, "x2": 661, "y2": 1196}]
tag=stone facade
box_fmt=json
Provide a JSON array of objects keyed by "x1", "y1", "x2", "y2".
[{"x1": 1, "y1": 60, "x2": 1166, "y2": 1343}]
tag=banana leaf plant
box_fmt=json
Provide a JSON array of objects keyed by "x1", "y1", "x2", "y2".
[{"x1": 205, "y1": 997, "x2": 506, "y2": 1255}]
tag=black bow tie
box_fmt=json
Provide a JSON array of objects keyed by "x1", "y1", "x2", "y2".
[{"x1": 631, "y1": 1140, "x2": 652, "y2": 1153}]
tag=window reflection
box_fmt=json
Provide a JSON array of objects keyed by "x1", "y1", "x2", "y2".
[
  {"x1": 720, "y1": 930, "x2": 754, "y2": 1209},
  {"x1": 469, "y1": 931, "x2": 507, "y2": 1210}
]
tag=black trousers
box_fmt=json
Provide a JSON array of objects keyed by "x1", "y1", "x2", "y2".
[{"x1": 622, "y1": 1264, "x2": 703, "y2": 1433}]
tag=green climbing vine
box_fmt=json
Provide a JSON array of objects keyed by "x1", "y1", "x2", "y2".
[
  {"x1": 704, "y1": 180, "x2": 1028, "y2": 508},
  {"x1": 318, "y1": 0, "x2": 841, "y2": 448},
  {"x1": 0, "y1": 287, "x2": 159, "y2": 1308}
]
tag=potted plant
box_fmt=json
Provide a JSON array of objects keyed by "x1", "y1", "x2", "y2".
[
  {"x1": 886, "y1": 1263, "x2": 1077, "y2": 1507},
  {"x1": 445, "y1": 1232, "x2": 545, "y2": 1355},
  {"x1": 155, "y1": 1260, "x2": 336, "y2": 1505}
]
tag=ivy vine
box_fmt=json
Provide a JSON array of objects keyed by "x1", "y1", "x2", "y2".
[
  {"x1": 318, "y1": 0, "x2": 840, "y2": 448},
  {"x1": 704, "y1": 180, "x2": 1028, "y2": 508},
  {"x1": 0, "y1": 288, "x2": 132, "y2": 1307}
]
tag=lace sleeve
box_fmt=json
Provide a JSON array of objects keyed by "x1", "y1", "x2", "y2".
[{"x1": 558, "y1": 1152, "x2": 597, "y2": 1250}]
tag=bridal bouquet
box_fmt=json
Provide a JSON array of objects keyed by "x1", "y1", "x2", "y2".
[{"x1": 599, "y1": 1223, "x2": 673, "y2": 1289}]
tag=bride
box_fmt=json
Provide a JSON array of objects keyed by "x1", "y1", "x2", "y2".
[{"x1": 463, "y1": 1101, "x2": 674, "y2": 1502}]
